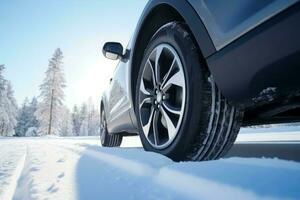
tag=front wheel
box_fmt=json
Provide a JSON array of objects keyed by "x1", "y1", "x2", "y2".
[
  {"x1": 135, "y1": 22, "x2": 243, "y2": 161},
  {"x1": 100, "y1": 109, "x2": 122, "y2": 147}
]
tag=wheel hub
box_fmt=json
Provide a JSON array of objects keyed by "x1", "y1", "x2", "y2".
[{"x1": 156, "y1": 91, "x2": 163, "y2": 104}]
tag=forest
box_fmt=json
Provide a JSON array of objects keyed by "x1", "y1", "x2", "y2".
[{"x1": 0, "y1": 48, "x2": 100, "y2": 137}]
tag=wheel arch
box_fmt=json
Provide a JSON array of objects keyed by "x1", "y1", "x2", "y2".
[{"x1": 129, "y1": 0, "x2": 216, "y2": 111}]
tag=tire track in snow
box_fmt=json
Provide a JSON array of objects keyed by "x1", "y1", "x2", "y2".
[
  {"x1": 1, "y1": 145, "x2": 27, "y2": 200},
  {"x1": 11, "y1": 142, "x2": 78, "y2": 200},
  {"x1": 56, "y1": 144, "x2": 279, "y2": 200},
  {"x1": 11, "y1": 144, "x2": 38, "y2": 200}
]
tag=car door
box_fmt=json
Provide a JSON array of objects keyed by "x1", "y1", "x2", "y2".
[{"x1": 106, "y1": 61, "x2": 131, "y2": 125}]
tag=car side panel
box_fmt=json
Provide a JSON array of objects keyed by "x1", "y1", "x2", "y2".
[
  {"x1": 105, "y1": 61, "x2": 137, "y2": 134},
  {"x1": 106, "y1": 62, "x2": 128, "y2": 120},
  {"x1": 187, "y1": 0, "x2": 298, "y2": 50},
  {"x1": 207, "y1": 3, "x2": 300, "y2": 107}
]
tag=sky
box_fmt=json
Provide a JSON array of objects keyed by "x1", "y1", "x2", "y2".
[{"x1": 0, "y1": 0, "x2": 147, "y2": 108}]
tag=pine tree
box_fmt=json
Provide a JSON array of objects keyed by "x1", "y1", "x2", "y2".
[
  {"x1": 0, "y1": 65, "x2": 18, "y2": 136},
  {"x1": 25, "y1": 97, "x2": 39, "y2": 136},
  {"x1": 35, "y1": 48, "x2": 66, "y2": 135},
  {"x1": 5, "y1": 81, "x2": 18, "y2": 135},
  {"x1": 0, "y1": 65, "x2": 8, "y2": 135},
  {"x1": 73, "y1": 99, "x2": 100, "y2": 136},
  {"x1": 71, "y1": 105, "x2": 81, "y2": 136},
  {"x1": 15, "y1": 97, "x2": 39, "y2": 137},
  {"x1": 79, "y1": 103, "x2": 88, "y2": 136},
  {"x1": 58, "y1": 106, "x2": 73, "y2": 136},
  {"x1": 27, "y1": 97, "x2": 39, "y2": 129},
  {"x1": 86, "y1": 98, "x2": 100, "y2": 136},
  {"x1": 15, "y1": 98, "x2": 30, "y2": 136}
]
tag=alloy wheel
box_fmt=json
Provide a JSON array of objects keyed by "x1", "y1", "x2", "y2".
[{"x1": 138, "y1": 43, "x2": 186, "y2": 149}]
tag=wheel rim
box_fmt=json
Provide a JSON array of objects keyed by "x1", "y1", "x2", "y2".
[
  {"x1": 138, "y1": 43, "x2": 186, "y2": 149},
  {"x1": 100, "y1": 110, "x2": 106, "y2": 144}
]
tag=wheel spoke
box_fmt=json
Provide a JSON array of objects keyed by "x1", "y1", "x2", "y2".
[
  {"x1": 140, "y1": 79, "x2": 151, "y2": 95},
  {"x1": 160, "y1": 106, "x2": 176, "y2": 139},
  {"x1": 162, "y1": 102, "x2": 181, "y2": 115},
  {"x1": 147, "y1": 60, "x2": 157, "y2": 87},
  {"x1": 162, "y1": 71, "x2": 184, "y2": 91},
  {"x1": 155, "y1": 46, "x2": 163, "y2": 84},
  {"x1": 139, "y1": 97, "x2": 151, "y2": 109},
  {"x1": 152, "y1": 110, "x2": 160, "y2": 145},
  {"x1": 161, "y1": 57, "x2": 176, "y2": 87},
  {"x1": 142, "y1": 106, "x2": 155, "y2": 138}
]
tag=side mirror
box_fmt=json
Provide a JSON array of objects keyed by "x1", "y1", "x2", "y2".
[{"x1": 102, "y1": 42, "x2": 123, "y2": 60}]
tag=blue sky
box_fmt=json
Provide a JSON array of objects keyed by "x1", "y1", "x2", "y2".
[{"x1": 0, "y1": 0, "x2": 147, "y2": 108}]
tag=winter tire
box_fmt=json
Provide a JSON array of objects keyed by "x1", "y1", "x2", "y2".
[
  {"x1": 100, "y1": 108, "x2": 122, "y2": 147},
  {"x1": 135, "y1": 22, "x2": 243, "y2": 161}
]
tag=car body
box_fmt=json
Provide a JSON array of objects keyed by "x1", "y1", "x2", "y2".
[{"x1": 100, "y1": 0, "x2": 300, "y2": 161}]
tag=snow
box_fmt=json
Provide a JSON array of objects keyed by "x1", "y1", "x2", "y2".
[
  {"x1": 0, "y1": 142, "x2": 26, "y2": 200},
  {"x1": 238, "y1": 132, "x2": 300, "y2": 143},
  {"x1": 240, "y1": 125, "x2": 300, "y2": 134},
  {"x1": 0, "y1": 134, "x2": 299, "y2": 200}
]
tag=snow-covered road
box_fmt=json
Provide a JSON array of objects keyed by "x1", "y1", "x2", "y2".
[{"x1": 0, "y1": 134, "x2": 300, "y2": 200}]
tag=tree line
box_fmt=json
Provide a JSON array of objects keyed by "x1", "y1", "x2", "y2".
[{"x1": 0, "y1": 48, "x2": 100, "y2": 137}]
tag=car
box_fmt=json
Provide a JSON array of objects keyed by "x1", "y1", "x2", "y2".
[{"x1": 100, "y1": 0, "x2": 300, "y2": 161}]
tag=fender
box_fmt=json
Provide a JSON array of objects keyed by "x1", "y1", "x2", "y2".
[{"x1": 128, "y1": 0, "x2": 216, "y2": 117}]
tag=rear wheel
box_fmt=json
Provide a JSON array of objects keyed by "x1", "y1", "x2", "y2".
[
  {"x1": 135, "y1": 22, "x2": 243, "y2": 161},
  {"x1": 100, "y1": 109, "x2": 122, "y2": 147}
]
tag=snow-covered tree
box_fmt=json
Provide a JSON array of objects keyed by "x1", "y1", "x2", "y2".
[
  {"x1": 79, "y1": 103, "x2": 89, "y2": 136},
  {"x1": 15, "y1": 97, "x2": 39, "y2": 137},
  {"x1": 15, "y1": 98, "x2": 30, "y2": 136},
  {"x1": 27, "y1": 97, "x2": 39, "y2": 130},
  {"x1": 5, "y1": 81, "x2": 18, "y2": 135},
  {"x1": 71, "y1": 99, "x2": 100, "y2": 136},
  {"x1": 25, "y1": 127, "x2": 38, "y2": 137},
  {"x1": 35, "y1": 48, "x2": 66, "y2": 135},
  {"x1": 0, "y1": 65, "x2": 8, "y2": 135},
  {"x1": 71, "y1": 105, "x2": 81, "y2": 136},
  {"x1": 0, "y1": 65, "x2": 18, "y2": 136},
  {"x1": 58, "y1": 106, "x2": 73, "y2": 136},
  {"x1": 86, "y1": 98, "x2": 100, "y2": 136}
]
